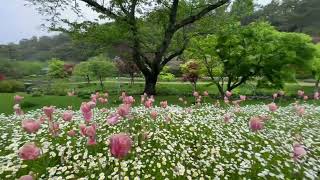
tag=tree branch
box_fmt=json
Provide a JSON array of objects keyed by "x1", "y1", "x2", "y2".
[
  {"x1": 155, "y1": 0, "x2": 180, "y2": 63},
  {"x1": 161, "y1": 38, "x2": 188, "y2": 66},
  {"x1": 174, "y1": 0, "x2": 230, "y2": 30},
  {"x1": 80, "y1": 0, "x2": 119, "y2": 19}
]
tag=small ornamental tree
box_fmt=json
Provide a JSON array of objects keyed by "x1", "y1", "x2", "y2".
[
  {"x1": 115, "y1": 57, "x2": 140, "y2": 85},
  {"x1": 73, "y1": 61, "x2": 92, "y2": 84},
  {"x1": 88, "y1": 55, "x2": 116, "y2": 91},
  {"x1": 48, "y1": 58, "x2": 67, "y2": 79},
  {"x1": 180, "y1": 60, "x2": 203, "y2": 91}
]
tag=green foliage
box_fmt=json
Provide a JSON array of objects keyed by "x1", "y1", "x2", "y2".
[
  {"x1": 0, "y1": 59, "x2": 45, "y2": 78},
  {"x1": 252, "y1": 0, "x2": 320, "y2": 35},
  {"x1": 48, "y1": 58, "x2": 66, "y2": 79},
  {"x1": 311, "y1": 44, "x2": 320, "y2": 80},
  {"x1": 0, "y1": 34, "x2": 98, "y2": 62},
  {"x1": 48, "y1": 80, "x2": 70, "y2": 96},
  {"x1": 73, "y1": 61, "x2": 92, "y2": 81},
  {"x1": 159, "y1": 66, "x2": 176, "y2": 81},
  {"x1": 0, "y1": 80, "x2": 24, "y2": 93},
  {"x1": 87, "y1": 55, "x2": 117, "y2": 79},
  {"x1": 187, "y1": 22, "x2": 317, "y2": 94}
]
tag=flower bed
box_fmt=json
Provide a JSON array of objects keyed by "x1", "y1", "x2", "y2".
[{"x1": 0, "y1": 95, "x2": 319, "y2": 179}]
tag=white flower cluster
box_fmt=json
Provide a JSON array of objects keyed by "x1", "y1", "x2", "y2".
[{"x1": 0, "y1": 103, "x2": 319, "y2": 179}]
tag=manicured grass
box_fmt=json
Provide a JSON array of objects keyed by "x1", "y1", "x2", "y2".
[{"x1": 1, "y1": 80, "x2": 318, "y2": 114}]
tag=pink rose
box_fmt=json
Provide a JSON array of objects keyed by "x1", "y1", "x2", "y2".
[
  {"x1": 107, "y1": 114, "x2": 120, "y2": 125},
  {"x1": 22, "y1": 119, "x2": 40, "y2": 134},
  {"x1": 14, "y1": 104, "x2": 24, "y2": 116},
  {"x1": 150, "y1": 111, "x2": 158, "y2": 120},
  {"x1": 67, "y1": 130, "x2": 76, "y2": 137},
  {"x1": 43, "y1": 106, "x2": 54, "y2": 119},
  {"x1": 160, "y1": 101, "x2": 168, "y2": 108},
  {"x1": 203, "y1": 91, "x2": 209, "y2": 97},
  {"x1": 123, "y1": 96, "x2": 135, "y2": 105},
  {"x1": 79, "y1": 124, "x2": 87, "y2": 136},
  {"x1": 117, "y1": 104, "x2": 131, "y2": 117},
  {"x1": 19, "y1": 142, "x2": 41, "y2": 160},
  {"x1": 62, "y1": 111, "x2": 73, "y2": 121},
  {"x1": 297, "y1": 90, "x2": 304, "y2": 97},
  {"x1": 268, "y1": 102, "x2": 278, "y2": 112},
  {"x1": 85, "y1": 125, "x2": 96, "y2": 137},
  {"x1": 14, "y1": 95, "x2": 24, "y2": 104},
  {"x1": 240, "y1": 95, "x2": 246, "y2": 101},
  {"x1": 144, "y1": 99, "x2": 153, "y2": 108},
  {"x1": 87, "y1": 137, "x2": 97, "y2": 146},
  {"x1": 110, "y1": 133, "x2": 132, "y2": 159},
  {"x1": 293, "y1": 144, "x2": 307, "y2": 160},
  {"x1": 19, "y1": 175, "x2": 33, "y2": 180},
  {"x1": 98, "y1": 97, "x2": 108, "y2": 104},
  {"x1": 249, "y1": 117, "x2": 264, "y2": 132},
  {"x1": 225, "y1": 91, "x2": 232, "y2": 97},
  {"x1": 272, "y1": 93, "x2": 278, "y2": 99}
]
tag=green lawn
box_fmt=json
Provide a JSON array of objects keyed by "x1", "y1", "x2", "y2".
[{"x1": 0, "y1": 80, "x2": 318, "y2": 115}]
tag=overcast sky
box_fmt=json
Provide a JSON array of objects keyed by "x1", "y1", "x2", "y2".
[{"x1": 0, "y1": 0, "x2": 271, "y2": 44}]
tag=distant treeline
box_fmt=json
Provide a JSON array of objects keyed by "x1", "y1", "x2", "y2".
[{"x1": 0, "y1": 34, "x2": 100, "y2": 62}]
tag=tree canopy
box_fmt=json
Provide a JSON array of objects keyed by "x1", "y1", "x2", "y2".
[
  {"x1": 187, "y1": 22, "x2": 317, "y2": 96},
  {"x1": 27, "y1": 0, "x2": 230, "y2": 95}
]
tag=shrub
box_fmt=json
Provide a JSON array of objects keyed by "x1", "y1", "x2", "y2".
[
  {"x1": 49, "y1": 81, "x2": 69, "y2": 96},
  {"x1": 0, "y1": 80, "x2": 24, "y2": 93}
]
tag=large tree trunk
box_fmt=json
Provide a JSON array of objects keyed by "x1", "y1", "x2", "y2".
[
  {"x1": 315, "y1": 79, "x2": 320, "y2": 92},
  {"x1": 144, "y1": 74, "x2": 158, "y2": 95}
]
